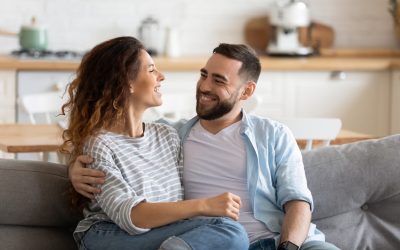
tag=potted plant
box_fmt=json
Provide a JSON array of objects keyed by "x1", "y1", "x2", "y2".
[{"x1": 389, "y1": 0, "x2": 400, "y2": 39}]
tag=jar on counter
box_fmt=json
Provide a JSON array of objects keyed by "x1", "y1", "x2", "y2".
[{"x1": 138, "y1": 16, "x2": 160, "y2": 56}]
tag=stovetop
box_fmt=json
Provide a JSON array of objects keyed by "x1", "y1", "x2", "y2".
[{"x1": 11, "y1": 49, "x2": 85, "y2": 60}]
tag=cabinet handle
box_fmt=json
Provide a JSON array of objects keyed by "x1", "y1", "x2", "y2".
[{"x1": 330, "y1": 71, "x2": 347, "y2": 80}]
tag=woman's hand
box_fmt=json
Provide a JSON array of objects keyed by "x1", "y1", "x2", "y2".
[
  {"x1": 131, "y1": 193, "x2": 242, "y2": 229},
  {"x1": 69, "y1": 155, "x2": 106, "y2": 199},
  {"x1": 200, "y1": 192, "x2": 242, "y2": 221}
]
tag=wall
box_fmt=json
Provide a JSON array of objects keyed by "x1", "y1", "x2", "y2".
[{"x1": 0, "y1": 0, "x2": 396, "y2": 55}]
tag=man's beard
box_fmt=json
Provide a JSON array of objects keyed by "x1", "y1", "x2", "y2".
[{"x1": 196, "y1": 89, "x2": 239, "y2": 120}]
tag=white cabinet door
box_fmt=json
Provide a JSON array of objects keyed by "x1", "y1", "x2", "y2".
[
  {"x1": 0, "y1": 70, "x2": 16, "y2": 123},
  {"x1": 144, "y1": 71, "x2": 198, "y2": 121},
  {"x1": 251, "y1": 72, "x2": 287, "y2": 118},
  {"x1": 285, "y1": 71, "x2": 391, "y2": 136},
  {"x1": 391, "y1": 70, "x2": 400, "y2": 134}
]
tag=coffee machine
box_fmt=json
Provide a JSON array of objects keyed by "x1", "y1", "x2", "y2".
[{"x1": 267, "y1": 0, "x2": 313, "y2": 56}]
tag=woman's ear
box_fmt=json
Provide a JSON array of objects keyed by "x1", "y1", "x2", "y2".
[
  {"x1": 240, "y1": 81, "x2": 256, "y2": 100},
  {"x1": 129, "y1": 81, "x2": 135, "y2": 94}
]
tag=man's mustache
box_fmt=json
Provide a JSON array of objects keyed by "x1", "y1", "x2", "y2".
[{"x1": 196, "y1": 90, "x2": 219, "y2": 100}]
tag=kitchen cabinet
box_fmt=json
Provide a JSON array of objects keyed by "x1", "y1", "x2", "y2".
[
  {"x1": 0, "y1": 70, "x2": 16, "y2": 123},
  {"x1": 143, "y1": 71, "x2": 198, "y2": 120},
  {"x1": 0, "y1": 67, "x2": 394, "y2": 137},
  {"x1": 0, "y1": 70, "x2": 16, "y2": 158},
  {"x1": 252, "y1": 71, "x2": 391, "y2": 136},
  {"x1": 153, "y1": 70, "x2": 392, "y2": 136},
  {"x1": 391, "y1": 70, "x2": 400, "y2": 134},
  {"x1": 287, "y1": 71, "x2": 390, "y2": 136}
]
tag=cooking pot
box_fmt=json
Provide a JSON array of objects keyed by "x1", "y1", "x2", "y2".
[{"x1": 0, "y1": 16, "x2": 48, "y2": 51}]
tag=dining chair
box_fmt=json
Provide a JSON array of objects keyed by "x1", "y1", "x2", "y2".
[
  {"x1": 18, "y1": 92, "x2": 66, "y2": 162},
  {"x1": 277, "y1": 117, "x2": 342, "y2": 150},
  {"x1": 19, "y1": 92, "x2": 65, "y2": 124}
]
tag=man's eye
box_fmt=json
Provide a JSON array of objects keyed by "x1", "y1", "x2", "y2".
[{"x1": 200, "y1": 73, "x2": 207, "y2": 78}]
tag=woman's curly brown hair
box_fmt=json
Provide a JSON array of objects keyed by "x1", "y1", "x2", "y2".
[{"x1": 60, "y1": 36, "x2": 144, "y2": 208}]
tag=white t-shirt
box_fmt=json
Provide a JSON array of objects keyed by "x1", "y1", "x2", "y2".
[{"x1": 183, "y1": 121, "x2": 276, "y2": 243}]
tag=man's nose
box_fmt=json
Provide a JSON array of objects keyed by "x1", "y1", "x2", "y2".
[{"x1": 197, "y1": 77, "x2": 212, "y2": 92}]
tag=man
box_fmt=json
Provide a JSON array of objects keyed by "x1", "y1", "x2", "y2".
[{"x1": 70, "y1": 43, "x2": 339, "y2": 250}]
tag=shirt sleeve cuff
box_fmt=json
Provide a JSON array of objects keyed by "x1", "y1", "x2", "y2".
[{"x1": 122, "y1": 197, "x2": 151, "y2": 235}]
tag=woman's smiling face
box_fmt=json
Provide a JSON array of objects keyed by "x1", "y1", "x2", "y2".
[{"x1": 130, "y1": 49, "x2": 165, "y2": 110}]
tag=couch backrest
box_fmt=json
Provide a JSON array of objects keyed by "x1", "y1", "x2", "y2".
[
  {"x1": 303, "y1": 134, "x2": 400, "y2": 250},
  {"x1": 1, "y1": 135, "x2": 399, "y2": 250},
  {"x1": 0, "y1": 159, "x2": 80, "y2": 250}
]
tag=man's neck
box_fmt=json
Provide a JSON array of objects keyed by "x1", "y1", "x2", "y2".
[{"x1": 199, "y1": 109, "x2": 242, "y2": 135}]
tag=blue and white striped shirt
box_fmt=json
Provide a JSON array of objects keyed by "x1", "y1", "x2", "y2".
[{"x1": 74, "y1": 122, "x2": 183, "y2": 241}]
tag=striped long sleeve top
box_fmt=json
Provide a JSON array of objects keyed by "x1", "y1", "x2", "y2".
[{"x1": 74, "y1": 122, "x2": 183, "y2": 240}]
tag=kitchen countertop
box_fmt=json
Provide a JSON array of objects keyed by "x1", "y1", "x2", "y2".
[{"x1": 1, "y1": 49, "x2": 400, "y2": 71}]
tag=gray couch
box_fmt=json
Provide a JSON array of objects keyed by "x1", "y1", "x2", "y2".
[{"x1": 1, "y1": 135, "x2": 399, "y2": 250}]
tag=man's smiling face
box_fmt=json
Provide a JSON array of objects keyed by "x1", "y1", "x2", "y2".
[{"x1": 196, "y1": 53, "x2": 245, "y2": 120}]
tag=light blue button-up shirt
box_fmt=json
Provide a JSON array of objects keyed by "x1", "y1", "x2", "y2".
[{"x1": 161, "y1": 110, "x2": 325, "y2": 243}]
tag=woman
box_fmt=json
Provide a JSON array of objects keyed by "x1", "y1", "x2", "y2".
[{"x1": 61, "y1": 37, "x2": 248, "y2": 250}]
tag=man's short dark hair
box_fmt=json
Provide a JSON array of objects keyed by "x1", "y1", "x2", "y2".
[{"x1": 213, "y1": 43, "x2": 261, "y2": 83}]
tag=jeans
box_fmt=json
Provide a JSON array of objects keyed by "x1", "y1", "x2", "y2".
[
  {"x1": 79, "y1": 217, "x2": 249, "y2": 250},
  {"x1": 248, "y1": 238, "x2": 340, "y2": 250}
]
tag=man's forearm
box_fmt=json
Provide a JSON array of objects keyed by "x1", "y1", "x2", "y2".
[{"x1": 280, "y1": 200, "x2": 311, "y2": 247}]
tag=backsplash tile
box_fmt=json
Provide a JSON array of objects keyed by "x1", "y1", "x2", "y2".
[{"x1": 0, "y1": 0, "x2": 396, "y2": 55}]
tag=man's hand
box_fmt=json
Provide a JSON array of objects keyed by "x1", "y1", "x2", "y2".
[{"x1": 69, "y1": 155, "x2": 105, "y2": 199}]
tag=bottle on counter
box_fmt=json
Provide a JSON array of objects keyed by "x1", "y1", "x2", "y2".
[{"x1": 164, "y1": 26, "x2": 181, "y2": 58}]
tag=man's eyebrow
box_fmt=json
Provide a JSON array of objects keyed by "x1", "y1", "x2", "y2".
[
  {"x1": 148, "y1": 63, "x2": 155, "y2": 68},
  {"x1": 200, "y1": 68, "x2": 207, "y2": 74}
]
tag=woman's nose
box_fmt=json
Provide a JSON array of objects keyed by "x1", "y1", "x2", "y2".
[{"x1": 158, "y1": 71, "x2": 165, "y2": 81}]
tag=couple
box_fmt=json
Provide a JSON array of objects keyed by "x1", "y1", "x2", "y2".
[{"x1": 64, "y1": 36, "x2": 339, "y2": 250}]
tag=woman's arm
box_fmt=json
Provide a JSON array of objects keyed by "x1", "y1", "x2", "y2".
[
  {"x1": 131, "y1": 192, "x2": 242, "y2": 229},
  {"x1": 69, "y1": 154, "x2": 242, "y2": 228}
]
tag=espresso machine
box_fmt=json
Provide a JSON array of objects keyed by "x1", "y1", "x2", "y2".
[{"x1": 267, "y1": 0, "x2": 314, "y2": 56}]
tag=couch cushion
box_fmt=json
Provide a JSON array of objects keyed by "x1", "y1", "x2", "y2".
[
  {"x1": 0, "y1": 159, "x2": 81, "y2": 227},
  {"x1": 0, "y1": 225, "x2": 77, "y2": 250},
  {"x1": 303, "y1": 135, "x2": 400, "y2": 250}
]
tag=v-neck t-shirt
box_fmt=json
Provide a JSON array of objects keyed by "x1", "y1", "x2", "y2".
[{"x1": 183, "y1": 121, "x2": 275, "y2": 243}]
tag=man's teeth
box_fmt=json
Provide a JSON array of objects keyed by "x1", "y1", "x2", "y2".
[
  {"x1": 154, "y1": 87, "x2": 160, "y2": 92},
  {"x1": 201, "y1": 95, "x2": 214, "y2": 101}
]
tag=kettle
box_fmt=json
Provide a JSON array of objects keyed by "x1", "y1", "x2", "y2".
[{"x1": 138, "y1": 16, "x2": 160, "y2": 56}]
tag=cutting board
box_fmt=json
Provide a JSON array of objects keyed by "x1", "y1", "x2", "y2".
[{"x1": 244, "y1": 16, "x2": 335, "y2": 54}]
